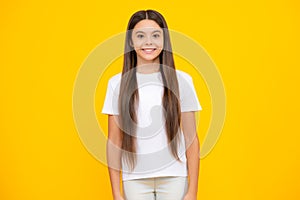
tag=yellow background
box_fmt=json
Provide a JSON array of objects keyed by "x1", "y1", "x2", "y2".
[{"x1": 1, "y1": 0, "x2": 299, "y2": 199}]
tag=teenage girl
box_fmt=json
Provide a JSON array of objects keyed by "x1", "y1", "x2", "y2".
[{"x1": 102, "y1": 9, "x2": 202, "y2": 200}]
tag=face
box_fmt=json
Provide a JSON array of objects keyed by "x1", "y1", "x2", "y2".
[{"x1": 130, "y1": 19, "x2": 164, "y2": 65}]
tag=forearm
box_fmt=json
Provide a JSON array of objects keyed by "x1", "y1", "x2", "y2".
[
  {"x1": 186, "y1": 136, "x2": 200, "y2": 195},
  {"x1": 108, "y1": 167, "x2": 122, "y2": 198},
  {"x1": 107, "y1": 139, "x2": 122, "y2": 198},
  {"x1": 106, "y1": 114, "x2": 124, "y2": 198}
]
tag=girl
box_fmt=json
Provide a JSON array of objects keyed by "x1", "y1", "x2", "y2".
[{"x1": 102, "y1": 9, "x2": 202, "y2": 200}]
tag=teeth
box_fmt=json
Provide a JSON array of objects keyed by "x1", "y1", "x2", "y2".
[{"x1": 143, "y1": 49, "x2": 155, "y2": 51}]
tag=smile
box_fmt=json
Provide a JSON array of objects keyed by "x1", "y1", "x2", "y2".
[{"x1": 142, "y1": 48, "x2": 157, "y2": 54}]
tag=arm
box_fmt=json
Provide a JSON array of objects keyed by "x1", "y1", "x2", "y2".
[
  {"x1": 106, "y1": 115, "x2": 124, "y2": 200},
  {"x1": 181, "y1": 111, "x2": 200, "y2": 200}
]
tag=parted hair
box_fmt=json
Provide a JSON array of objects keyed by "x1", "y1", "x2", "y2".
[{"x1": 119, "y1": 9, "x2": 182, "y2": 171}]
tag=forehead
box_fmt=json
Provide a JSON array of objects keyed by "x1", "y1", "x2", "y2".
[{"x1": 133, "y1": 19, "x2": 163, "y2": 33}]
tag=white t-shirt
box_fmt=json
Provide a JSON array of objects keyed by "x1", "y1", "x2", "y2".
[{"x1": 101, "y1": 69, "x2": 202, "y2": 181}]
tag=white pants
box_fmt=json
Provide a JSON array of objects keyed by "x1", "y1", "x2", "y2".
[{"x1": 122, "y1": 176, "x2": 188, "y2": 200}]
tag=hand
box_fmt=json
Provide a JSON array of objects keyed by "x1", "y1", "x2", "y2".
[
  {"x1": 113, "y1": 194, "x2": 125, "y2": 200},
  {"x1": 114, "y1": 197, "x2": 124, "y2": 200},
  {"x1": 183, "y1": 191, "x2": 197, "y2": 200}
]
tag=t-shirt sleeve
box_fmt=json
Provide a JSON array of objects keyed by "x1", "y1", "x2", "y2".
[
  {"x1": 180, "y1": 73, "x2": 202, "y2": 112},
  {"x1": 101, "y1": 79, "x2": 119, "y2": 115}
]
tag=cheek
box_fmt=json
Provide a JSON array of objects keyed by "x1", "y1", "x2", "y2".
[
  {"x1": 153, "y1": 37, "x2": 164, "y2": 48},
  {"x1": 157, "y1": 48, "x2": 163, "y2": 55},
  {"x1": 134, "y1": 47, "x2": 140, "y2": 53},
  {"x1": 132, "y1": 40, "x2": 144, "y2": 48}
]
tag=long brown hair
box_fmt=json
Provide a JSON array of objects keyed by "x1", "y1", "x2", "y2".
[{"x1": 118, "y1": 9, "x2": 182, "y2": 171}]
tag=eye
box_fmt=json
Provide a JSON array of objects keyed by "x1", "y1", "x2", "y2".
[
  {"x1": 137, "y1": 34, "x2": 144, "y2": 38},
  {"x1": 153, "y1": 34, "x2": 160, "y2": 38}
]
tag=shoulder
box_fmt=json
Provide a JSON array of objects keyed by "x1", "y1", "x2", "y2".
[
  {"x1": 175, "y1": 69, "x2": 193, "y2": 82},
  {"x1": 107, "y1": 72, "x2": 122, "y2": 88}
]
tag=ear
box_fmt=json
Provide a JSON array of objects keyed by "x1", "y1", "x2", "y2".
[{"x1": 129, "y1": 40, "x2": 134, "y2": 47}]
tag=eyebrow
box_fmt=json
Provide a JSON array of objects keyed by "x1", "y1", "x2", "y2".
[{"x1": 135, "y1": 30, "x2": 162, "y2": 34}]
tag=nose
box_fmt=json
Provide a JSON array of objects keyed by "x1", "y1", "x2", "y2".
[{"x1": 145, "y1": 35, "x2": 153, "y2": 45}]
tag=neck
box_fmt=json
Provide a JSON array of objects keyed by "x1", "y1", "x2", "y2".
[{"x1": 136, "y1": 58, "x2": 160, "y2": 74}]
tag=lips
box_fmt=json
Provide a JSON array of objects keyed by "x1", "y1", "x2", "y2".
[{"x1": 141, "y1": 48, "x2": 157, "y2": 54}]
